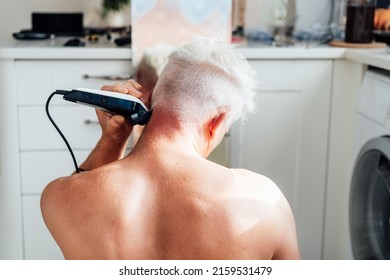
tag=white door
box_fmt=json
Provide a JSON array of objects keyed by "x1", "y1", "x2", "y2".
[{"x1": 230, "y1": 60, "x2": 332, "y2": 259}]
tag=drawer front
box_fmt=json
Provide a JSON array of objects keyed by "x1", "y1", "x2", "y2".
[
  {"x1": 16, "y1": 60, "x2": 132, "y2": 105},
  {"x1": 21, "y1": 151, "x2": 90, "y2": 194},
  {"x1": 19, "y1": 105, "x2": 101, "y2": 150},
  {"x1": 22, "y1": 196, "x2": 64, "y2": 259}
]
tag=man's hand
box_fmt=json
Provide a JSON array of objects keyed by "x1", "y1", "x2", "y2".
[
  {"x1": 375, "y1": 9, "x2": 390, "y2": 30},
  {"x1": 98, "y1": 80, "x2": 144, "y2": 144},
  {"x1": 75, "y1": 80, "x2": 145, "y2": 172}
]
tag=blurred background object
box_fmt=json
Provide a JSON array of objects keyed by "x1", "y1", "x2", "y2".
[
  {"x1": 100, "y1": 0, "x2": 131, "y2": 27},
  {"x1": 244, "y1": 0, "x2": 296, "y2": 40},
  {"x1": 232, "y1": 0, "x2": 246, "y2": 38},
  {"x1": 377, "y1": 0, "x2": 390, "y2": 8},
  {"x1": 345, "y1": 0, "x2": 376, "y2": 43},
  {"x1": 372, "y1": 0, "x2": 390, "y2": 44}
]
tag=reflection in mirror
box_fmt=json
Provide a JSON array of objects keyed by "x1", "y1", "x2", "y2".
[
  {"x1": 131, "y1": 0, "x2": 232, "y2": 69},
  {"x1": 130, "y1": 44, "x2": 175, "y2": 144},
  {"x1": 130, "y1": 0, "x2": 232, "y2": 165}
]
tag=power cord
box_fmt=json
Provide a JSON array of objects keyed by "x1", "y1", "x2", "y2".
[{"x1": 45, "y1": 90, "x2": 81, "y2": 173}]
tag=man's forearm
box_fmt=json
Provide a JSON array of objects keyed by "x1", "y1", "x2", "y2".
[{"x1": 78, "y1": 136, "x2": 129, "y2": 172}]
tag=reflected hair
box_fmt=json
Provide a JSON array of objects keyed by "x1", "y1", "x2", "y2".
[
  {"x1": 152, "y1": 37, "x2": 258, "y2": 127},
  {"x1": 135, "y1": 45, "x2": 175, "y2": 94},
  {"x1": 135, "y1": 45, "x2": 176, "y2": 80}
]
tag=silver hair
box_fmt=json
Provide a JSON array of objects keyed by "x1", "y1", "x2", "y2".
[{"x1": 151, "y1": 37, "x2": 257, "y2": 127}]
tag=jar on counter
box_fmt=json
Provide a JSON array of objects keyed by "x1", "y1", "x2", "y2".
[{"x1": 345, "y1": 0, "x2": 376, "y2": 43}]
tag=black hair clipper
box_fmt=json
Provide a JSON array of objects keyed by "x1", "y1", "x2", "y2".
[{"x1": 61, "y1": 88, "x2": 152, "y2": 126}]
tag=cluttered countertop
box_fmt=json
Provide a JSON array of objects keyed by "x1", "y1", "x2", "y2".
[
  {"x1": 2, "y1": 38, "x2": 390, "y2": 72},
  {"x1": 2, "y1": 1, "x2": 390, "y2": 70},
  {"x1": 0, "y1": 36, "x2": 348, "y2": 60}
]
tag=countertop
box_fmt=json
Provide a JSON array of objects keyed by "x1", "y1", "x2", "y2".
[
  {"x1": 1, "y1": 38, "x2": 390, "y2": 71},
  {"x1": 345, "y1": 47, "x2": 390, "y2": 71},
  {"x1": 0, "y1": 38, "x2": 345, "y2": 60}
]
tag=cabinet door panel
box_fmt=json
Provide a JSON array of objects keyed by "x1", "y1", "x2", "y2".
[
  {"x1": 23, "y1": 196, "x2": 64, "y2": 260},
  {"x1": 20, "y1": 151, "x2": 90, "y2": 194},
  {"x1": 231, "y1": 60, "x2": 332, "y2": 259},
  {"x1": 18, "y1": 105, "x2": 101, "y2": 150},
  {"x1": 240, "y1": 91, "x2": 302, "y2": 199},
  {"x1": 15, "y1": 61, "x2": 52, "y2": 105},
  {"x1": 50, "y1": 60, "x2": 132, "y2": 91},
  {"x1": 251, "y1": 60, "x2": 309, "y2": 92},
  {"x1": 16, "y1": 60, "x2": 131, "y2": 105}
]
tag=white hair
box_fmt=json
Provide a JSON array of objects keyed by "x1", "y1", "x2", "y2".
[{"x1": 151, "y1": 37, "x2": 257, "y2": 127}]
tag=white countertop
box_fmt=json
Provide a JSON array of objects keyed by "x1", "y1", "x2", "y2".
[
  {"x1": 1, "y1": 37, "x2": 390, "y2": 70},
  {"x1": 345, "y1": 47, "x2": 390, "y2": 71},
  {"x1": 0, "y1": 38, "x2": 132, "y2": 59},
  {"x1": 0, "y1": 37, "x2": 346, "y2": 60}
]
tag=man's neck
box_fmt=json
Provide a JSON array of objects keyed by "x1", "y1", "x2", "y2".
[{"x1": 129, "y1": 108, "x2": 207, "y2": 158}]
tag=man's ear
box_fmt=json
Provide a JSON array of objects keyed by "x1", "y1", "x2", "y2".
[{"x1": 208, "y1": 112, "x2": 228, "y2": 140}]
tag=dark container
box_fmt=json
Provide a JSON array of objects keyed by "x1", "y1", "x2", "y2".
[{"x1": 345, "y1": 0, "x2": 376, "y2": 43}]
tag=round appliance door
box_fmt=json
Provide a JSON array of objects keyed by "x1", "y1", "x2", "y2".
[{"x1": 350, "y1": 136, "x2": 390, "y2": 260}]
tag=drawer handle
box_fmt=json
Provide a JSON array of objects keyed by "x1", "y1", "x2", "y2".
[
  {"x1": 82, "y1": 74, "x2": 133, "y2": 81},
  {"x1": 84, "y1": 119, "x2": 100, "y2": 125}
]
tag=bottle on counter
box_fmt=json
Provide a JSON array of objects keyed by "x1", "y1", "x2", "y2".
[{"x1": 345, "y1": 0, "x2": 376, "y2": 43}]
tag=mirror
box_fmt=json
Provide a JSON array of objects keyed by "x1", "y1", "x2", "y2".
[
  {"x1": 130, "y1": 0, "x2": 232, "y2": 166},
  {"x1": 131, "y1": 0, "x2": 232, "y2": 70}
]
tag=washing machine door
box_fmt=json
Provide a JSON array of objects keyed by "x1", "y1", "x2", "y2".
[{"x1": 350, "y1": 136, "x2": 390, "y2": 259}]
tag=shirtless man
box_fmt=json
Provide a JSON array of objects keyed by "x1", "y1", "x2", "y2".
[{"x1": 41, "y1": 38, "x2": 300, "y2": 260}]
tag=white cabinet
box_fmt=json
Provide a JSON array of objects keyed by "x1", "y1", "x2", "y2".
[
  {"x1": 231, "y1": 60, "x2": 332, "y2": 259},
  {"x1": 0, "y1": 58, "x2": 132, "y2": 259}
]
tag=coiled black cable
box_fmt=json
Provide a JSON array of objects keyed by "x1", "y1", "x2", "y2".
[{"x1": 45, "y1": 91, "x2": 81, "y2": 173}]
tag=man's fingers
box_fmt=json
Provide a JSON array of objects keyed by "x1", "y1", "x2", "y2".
[
  {"x1": 110, "y1": 114, "x2": 127, "y2": 128},
  {"x1": 125, "y1": 79, "x2": 142, "y2": 91},
  {"x1": 100, "y1": 79, "x2": 143, "y2": 99},
  {"x1": 100, "y1": 84, "x2": 128, "y2": 94}
]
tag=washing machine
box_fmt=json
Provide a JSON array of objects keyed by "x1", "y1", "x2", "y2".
[{"x1": 350, "y1": 67, "x2": 390, "y2": 259}]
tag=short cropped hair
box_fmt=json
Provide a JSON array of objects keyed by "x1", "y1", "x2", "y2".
[{"x1": 152, "y1": 37, "x2": 257, "y2": 128}]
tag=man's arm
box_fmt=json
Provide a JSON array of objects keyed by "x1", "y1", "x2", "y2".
[
  {"x1": 76, "y1": 80, "x2": 144, "y2": 172},
  {"x1": 272, "y1": 194, "x2": 301, "y2": 260},
  {"x1": 236, "y1": 169, "x2": 301, "y2": 260}
]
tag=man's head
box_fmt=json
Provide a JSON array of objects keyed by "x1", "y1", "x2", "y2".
[{"x1": 151, "y1": 37, "x2": 257, "y2": 129}]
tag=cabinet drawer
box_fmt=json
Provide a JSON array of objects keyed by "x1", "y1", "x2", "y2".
[
  {"x1": 22, "y1": 196, "x2": 64, "y2": 259},
  {"x1": 20, "y1": 150, "x2": 90, "y2": 194},
  {"x1": 16, "y1": 60, "x2": 132, "y2": 105},
  {"x1": 19, "y1": 105, "x2": 101, "y2": 150}
]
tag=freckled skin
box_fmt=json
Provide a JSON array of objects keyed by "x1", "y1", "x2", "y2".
[
  {"x1": 40, "y1": 81, "x2": 300, "y2": 260},
  {"x1": 41, "y1": 131, "x2": 300, "y2": 259}
]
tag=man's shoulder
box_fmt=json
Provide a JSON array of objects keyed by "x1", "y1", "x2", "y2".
[
  {"x1": 41, "y1": 167, "x2": 116, "y2": 208},
  {"x1": 231, "y1": 168, "x2": 280, "y2": 193},
  {"x1": 218, "y1": 168, "x2": 300, "y2": 258},
  {"x1": 41, "y1": 174, "x2": 86, "y2": 222}
]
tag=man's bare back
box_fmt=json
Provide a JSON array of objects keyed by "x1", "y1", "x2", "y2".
[
  {"x1": 41, "y1": 121, "x2": 299, "y2": 260},
  {"x1": 41, "y1": 38, "x2": 300, "y2": 260}
]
